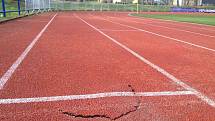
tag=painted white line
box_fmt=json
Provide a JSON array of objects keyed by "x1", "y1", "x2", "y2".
[
  {"x1": 0, "y1": 13, "x2": 58, "y2": 89},
  {"x1": 75, "y1": 14, "x2": 215, "y2": 108},
  {"x1": 100, "y1": 17, "x2": 215, "y2": 53},
  {"x1": 107, "y1": 15, "x2": 215, "y2": 38},
  {"x1": 128, "y1": 13, "x2": 215, "y2": 31},
  {"x1": 0, "y1": 91, "x2": 194, "y2": 104},
  {"x1": 99, "y1": 29, "x2": 139, "y2": 32}
]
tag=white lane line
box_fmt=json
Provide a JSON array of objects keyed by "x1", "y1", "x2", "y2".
[
  {"x1": 75, "y1": 14, "x2": 215, "y2": 108},
  {"x1": 128, "y1": 13, "x2": 215, "y2": 32},
  {"x1": 0, "y1": 13, "x2": 58, "y2": 89},
  {"x1": 0, "y1": 91, "x2": 194, "y2": 104},
  {"x1": 99, "y1": 16, "x2": 215, "y2": 53},
  {"x1": 107, "y1": 15, "x2": 215, "y2": 38},
  {"x1": 99, "y1": 29, "x2": 139, "y2": 32}
]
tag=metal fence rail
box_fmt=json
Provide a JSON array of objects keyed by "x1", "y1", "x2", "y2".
[
  {"x1": 1, "y1": 0, "x2": 215, "y2": 20},
  {"x1": 0, "y1": 0, "x2": 51, "y2": 18},
  {"x1": 0, "y1": 0, "x2": 171, "y2": 18}
]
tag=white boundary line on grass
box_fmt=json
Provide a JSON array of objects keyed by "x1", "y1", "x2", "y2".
[
  {"x1": 106, "y1": 15, "x2": 215, "y2": 38},
  {"x1": 128, "y1": 13, "x2": 215, "y2": 31},
  {"x1": 0, "y1": 13, "x2": 58, "y2": 89},
  {"x1": 0, "y1": 91, "x2": 194, "y2": 104},
  {"x1": 75, "y1": 14, "x2": 215, "y2": 108},
  {"x1": 98, "y1": 16, "x2": 215, "y2": 53}
]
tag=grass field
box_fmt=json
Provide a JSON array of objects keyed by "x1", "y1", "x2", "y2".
[{"x1": 132, "y1": 13, "x2": 215, "y2": 26}]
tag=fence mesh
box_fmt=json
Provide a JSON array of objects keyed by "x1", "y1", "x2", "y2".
[
  {"x1": 49, "y1": 1, "x2": 170, "y2": 12},
  {"x1": 25, "y1": 0, "x2": 51, "y2": 11},
  {"x1": 2, "y1": 0, "x2": 214, "y2": 21}
]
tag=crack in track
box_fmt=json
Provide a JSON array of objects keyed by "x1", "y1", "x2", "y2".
[
  {"x1": 60, "y1": 85, "x2": 141, "y2": 120},
  {"x1": 60, "y1": 111, "x2": 111, "y2": 119}
]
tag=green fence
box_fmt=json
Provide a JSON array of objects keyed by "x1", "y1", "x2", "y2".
[
  {"x1": 7, "y1": 0, "x2": 215, "y2": 21},
  {"x1": 51, "y1": 1, "x2": 171, "y2": 12}
]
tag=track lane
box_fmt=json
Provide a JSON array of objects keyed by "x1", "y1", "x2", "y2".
[
  {"x1": 0, "y1": 12, "x2": 56, "y2": 79},
  {"x1": 0, "y1": 12, "x2": 215, "y2": 121},
  {"x1": 106, "y1": 13, "x2": 215, "y2": 38},
  {"x1": 122, "y1": 96, "x2": 215, "y2": 121},
  {"x1": 102, "y1": 12, "x2": 215, "y2": 36},
  {"x1": 0, "y1": 12, "x2": 183, "y2": 98},
  {"x1": 78, "y1": 12, "x2": 215, "y2": 105},
  {"x1": 75, "y1": 12, "x2": 215, "y2": 121},
  {"x1": 99, "y1": 13, "x2": 215, "y2": 50},
  {"x1": 127, "y1": 12, "x2": 215, "y2": 32},
  {"x1": 0, "y1": 12, "x2": 196, "y2": 120}
]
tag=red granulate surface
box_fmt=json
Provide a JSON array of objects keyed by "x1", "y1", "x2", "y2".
[
  {"x1": 0, "y1": 12, "x2": 215, "y2": 120},
  {"x1": 0, "y1": 12, "x2": 56, "y2": 77}
]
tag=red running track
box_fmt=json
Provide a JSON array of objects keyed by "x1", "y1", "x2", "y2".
[{"x1": 0, "y1": 12, "x2": 215, "y2": 120}]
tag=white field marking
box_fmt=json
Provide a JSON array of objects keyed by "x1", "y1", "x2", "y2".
[
  {"x1": 106, "y1": 15, "x2": 215, "y2": 38},
  {"x1": 98, "y1": 16, "x2": 215, "y2": 53},
  {"x1": 0, "y1": 91, "x2": 194, "y2": 104},
  {"x1": 75, "y1": 14, "x2": 215, "y2": 108},
  {"x1": 128, "y1": 13, "x2": 215, "y2": 32},
  {"x1": 0, "y1": 13, "x2": 58, "y2": 89},
  {"x1": 99, "y1": 29, "x2": 139, "y2": 32}
]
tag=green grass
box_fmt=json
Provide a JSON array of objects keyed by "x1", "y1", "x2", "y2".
[{"x1": 132, "y1": 13, "x2": 215, "y2": 26}]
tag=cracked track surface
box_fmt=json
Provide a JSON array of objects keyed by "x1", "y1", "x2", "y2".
[
  {"x1": 59, "y1": 85, "x2": 141, "y2": 120},
  {"x1": 1, "y1": 12, "x2": 215, "y2": 121}
]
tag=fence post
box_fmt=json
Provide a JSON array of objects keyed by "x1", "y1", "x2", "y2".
[
  {"x1": 136, "y1": 0, "x2": 139, "y2": 14},
  {"x1": 49, "y1": 0, "x2": 51, "y2": 10},
  {"x1": 18, "y1": 0, "x2": 21, "y2": 16},
  {"x1": 1, "y1": 0, "x2": 6, "y2": 17},
  {"x1": 33, "y1": 0, "x2": 35, "y2": 11},
  {"x1": 25, "y1": 0, "x2": 26, "y2": 11}
]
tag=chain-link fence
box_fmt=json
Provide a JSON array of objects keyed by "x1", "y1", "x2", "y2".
[
  {"x1": 0, "y1": 0, "x2": 171, "y2": 19},
  {"x1": 1, "y1": 0, "x2": 214, "y2": 21},
  {"x1": 25, "y1": 0, "x2": 51, "y2": 12},
  {"x1": 50, "y1": 1, "x2": 171, "y2": 12},
  {"x1": 0, "y1": 0, "x2": 51, "y2": 20}
]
